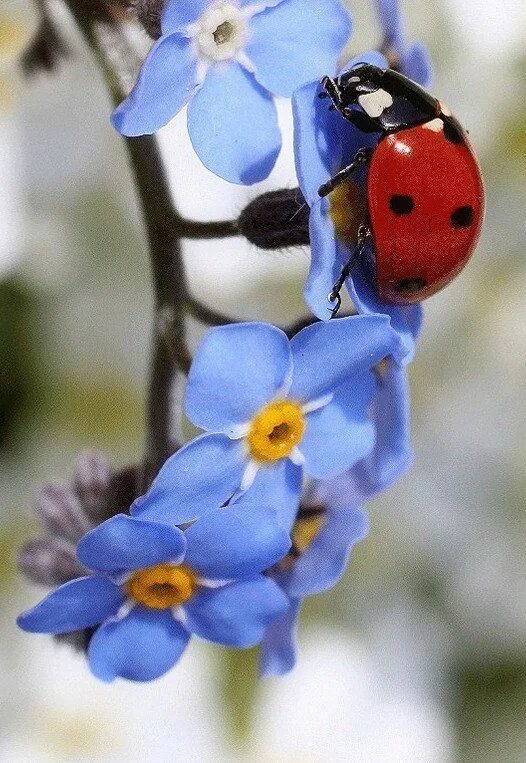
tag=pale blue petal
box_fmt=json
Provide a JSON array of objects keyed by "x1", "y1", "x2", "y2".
[
  {"x1": 111, "y1": 34, "x2": 197, "y2": 137},
  {"x1": 248, "y1": 0, "x2": 351, "y2": 97},
  {"x1": 352, "y1": 359, "x2": 412, "y2": 497},
  {"x1": 248, "y1": 459, "x2": 303, "y2": 531},
  {"x1": 184, "y1": 578, "x2": 289, "y2": 647},
  {"x1": 304, "y1": 199, "x2": 347, "y2": 320},
  {"x1": 131, "y1": 434, "x2": 245, "y2": 524},
  {"x1": 17, "y1": 576, "x2": 123, "y2": 634},
  {"x1": 300, "y1": 372, "x2": 376, "y2": 479},
  {"x1": 76, "y1": 515, "x2": 186, "y2": 573},
  {"x1": 161, "y1": 0, "x2": 209, "y2": 33},
  {"x1": 347, "y1": 257, "x2": 423, "y2": 365},
  {"x1": 260, "y1": 598, "x2": 300, "y2": 676},
  {"x1": 88, "y1": 607, "x2": 189, "y2": 682},
  {"x1": 289, "y1": 314, "x2": 401, "y2": 402},
  {"x1": 283, "y1": 508, "x2": 368, "y2": 598},
  {"x1": 185, "y1": 323, "x2": 291, "y2": 432},
  {"x1": 184, "y1": 504, "x2": 290, "y2": 579},
  {"x1": 402, "y1": 42, "x2": 433, "y2": 87},
  {"x1": 187, "y1": 61, "x2": 281, "y2": 184},
  {"x1": 292, "y1": 51, "x2": 387, "y2": 204},
  {"x1": 375, "y1": 0, "x2": 405, "y2": 50}
]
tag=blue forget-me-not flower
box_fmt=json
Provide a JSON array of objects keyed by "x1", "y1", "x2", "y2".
[
  {"x1": 18, "y1": 505, "x2": 290, "y2": 682},
  {"x1": 260, "y1": 357, "x2": 411, "y2": 675},
  {"x1": 130, "y1": 316, "x2": 402, "y2": 527},
  {"x1": 112, "y1": 0, "x2": 352, "y2": 184}
]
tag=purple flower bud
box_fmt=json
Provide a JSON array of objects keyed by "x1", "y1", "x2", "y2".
[
  {"x1": 73, "y1": 451, "x2": 112, "y2": 522},
  {"x1": 35, "y1": 485, "x2": 91, "y2": 542},
  {"x1": 18, "y1": 539, "x2": 86, "y2": 586}
]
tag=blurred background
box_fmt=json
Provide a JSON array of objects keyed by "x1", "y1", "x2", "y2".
[{"x1": 0, "y1": 0, "x2": 525, "y2": 759}]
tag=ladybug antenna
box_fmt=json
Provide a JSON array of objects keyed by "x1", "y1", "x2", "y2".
[{"x1": 328, "y1": 223, "x2": 370, "y2": 318}]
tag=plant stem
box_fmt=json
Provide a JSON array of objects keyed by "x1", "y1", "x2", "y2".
[{"x1": 61, "y1": 7, "x2": 192, "y2": 489}]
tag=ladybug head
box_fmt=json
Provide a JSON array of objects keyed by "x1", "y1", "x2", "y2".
[{"x1": 337, "y1": 64, "x2": 386, "y2": 101}]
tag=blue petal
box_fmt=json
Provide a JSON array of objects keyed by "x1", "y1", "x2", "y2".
[
  {"x1": 187, "y1": 61, "x2": 281, "y2": 184},
  {"x1": 111, "y1": 34, "x2": 197, "y2": 137},
  {"x1": 402, "y1": 42, "x2": 433, "y2": 87},
  {"x1": 88, "y1": 607, "x2": 189, "y2": 683},
  {"x1": 300, "y1": 371, "x2": 376, "y2": 479},
  {"x1": 184, "y1": 504, "x2": 290, "y2": 579},
  {"x1": 184, "y1": 578, "x2": 289, "y2": 647},
  {"x1": 260, "y1": 598, "x2": 300, "y2": 677},
  {"x1": 375, "y1": 0, "x2": 405, "y2": 50},
  {"x1": 131, "y1": 434, "x2": 245, "y2": 524},
  {"x1": 304, "y1": 199, "x2": 347, "y2": 320},
  {"x1": 351, "y1": 358, "x2": 412, "y2": 497},
  {"x1": 161, "y1": 0, "x2": 210, "y2": 33},
  {"x1": 248, "y1": 459, "x2": 303, "y2": 531},
  {"x1": 292, "y1": 51, "x2": 387, "y2": 204},
  {"x1": 288, "y1": 314, "x2": 401, "y2": 402},
  {"x1": 185, "y1": 323, "x2": 291, "y2": 432},
  {"x1": 347, "y1": 258, "x2": 423, "y2": 365},
  {"x1": 282, "y1": 507, "x2": 368, "y2": 598},
  {"x1": 17, "y1": 576, "x2": 123, "y2": 634},
  {"x1": 76, "y1": 515, "x2": 186, "y2": 573},
  {"x1": 247, "y1": 0, "x2": 351, "y2": 98}
]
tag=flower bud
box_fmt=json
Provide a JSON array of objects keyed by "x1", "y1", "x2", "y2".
[
  {"x1": 18, "y1": 538, "x2": 85, "y2": 586},
  {"x1": 133, "y1": 0, "x2": 164, "y2": 39},
  {"x1": 72, "y1": 451, "x2": 112, "y2": 522},
  {"x1": 35, "y1": 484, "x2": 91, "y2": 542},
  {"x1": 238, "y1": 188, "x2": 310, "y2": 250}
]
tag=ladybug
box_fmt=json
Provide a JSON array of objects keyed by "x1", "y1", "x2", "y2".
[{"x1": 318, "y1": 63, "x2": 484, "y2": 314}]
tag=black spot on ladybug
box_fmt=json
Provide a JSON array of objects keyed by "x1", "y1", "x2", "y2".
[
  {"x1": 395, "y1": 277, "x2": 427, "y2": 294},
  {"x1": 451, "y1": 205, "x2": 474, "y2": 228},
  {"x1": 389, "y1": 194, "x2": 414, "y2": 215},
  {"x1": 443, "y1": 118, "x2": 464, "y2": 145}
]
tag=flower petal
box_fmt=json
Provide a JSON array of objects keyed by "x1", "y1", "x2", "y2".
[
  {"x1": 352, "y1": 358, "x2": 412, "y2": 497},
  {"x1": 88, "y1": 607, "x2": 189, "y2": 682},
  {"x1": 248, "y1": 458, "x2": 303, "y2": 531},
  {"x1": 161, "y1": 0, "x2": 210, "y2": 33},
  {"x1": 247, "y1": 0, "x2": 351, "y2": 98},
  {"x1": 184, "y1": 577, "x2": 289, "y2": 647},
  {"x1": 347, "y1": 257, "x2": 423, "y2": 365},
  {"x1": 131, "y1": 434, "x2": 246, "y2": 524},
  {"x1": 76, "y1": 515, "x2": 186, "y2": 573},
  {"x1": 375, "y1": 0, "x2": 405, "y2": 51},
  {"x1": 260, "y1": 597, "x2": 300, "y2": 676},
  {"x1": 288, "y1": 314, "x2": 400, "y2": 402},
  {"x1": 402, "y1": 42, "x2": 433, "y2": 87},
  {"x1": 185, "y1": 323, "x2": 292, "y2": 432},
  {"x1": 292, "y1": 51, "x2": 387, "y2": 204},
  {"x1": 303, "y1": 200, "x2": 347, "y2": 320},
  {"x1": 17, "y1": 576, "x2": 123, "y2": 634},
  {"x1": 185, "y1": 504, "x2": 290, "y2": 579},
  {"x1": 282, "y1": 507, "x2": 368, "y2": 598},
  {"x1": 111, "y1": 34, "x2": 197, "y2": 137},
  {"x1": 300, "y1": 371, "x2": 376, "y2": 479},
  {"x1": 187, "y1": 61, "x2": 281, "y2": 184}
]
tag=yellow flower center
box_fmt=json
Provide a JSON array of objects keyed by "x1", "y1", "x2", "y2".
[
  {"x1": 247, "y1": 400, "x2": 305, "y2": 463},
  {"x1": 127, "y1": 564, "x2": 197, "y2": 609},
  {"x1": 274, "y1": 507, "x2": 327, "y2": 572},
  {"x1": 328, "y1": 178, "x2": 367, "y2": 244}
]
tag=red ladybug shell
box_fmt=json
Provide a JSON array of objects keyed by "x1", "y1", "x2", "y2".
[{"x1": 366, "y1": 119, "x2": 484, "y2": 305}]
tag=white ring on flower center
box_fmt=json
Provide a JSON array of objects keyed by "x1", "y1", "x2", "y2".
[{"x1": 194, "y1": 3, "x2": 247, "y2": 63}]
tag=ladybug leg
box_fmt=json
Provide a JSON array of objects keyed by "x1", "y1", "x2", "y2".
[
  {"x1": 318, "y1": 147, "x2": 373, "y2": 198},
  {"x1": 328, "y1": 223, "x2": 371, "y2": 318},
  {"x1": 318, "y1": 76, "x2": 343, "y2": 108}
]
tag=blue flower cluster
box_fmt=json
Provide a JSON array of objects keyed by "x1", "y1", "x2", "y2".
[{"x1": 18, "y1": 0, "x2": 432, "y2": 681}]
